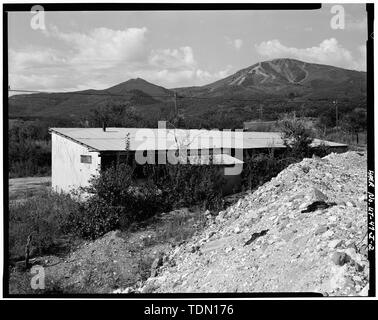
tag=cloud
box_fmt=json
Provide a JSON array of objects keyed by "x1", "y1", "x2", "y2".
[
  {"x1": 9, "y1": 48, "x2": 78, "y2": 91},
  {"x1": 50, "y1": 26, "x2": 149, "y2": 68},
  {"x1": 149, "y1": 46, "x2": 196, "y2": 69},
  {"x1": 233, "y1": 39, "x2": 243, "y2": 50},
  {"x1": 9, "y1": 48, "x2": 66, "y2": 72},
  {"x1": 9, "y1": 26, "x2": 231, "y2": 91},
  {"x1": 147, "y1": 47, "x2": 232, "y2": 87},
  {"x1": 226, "y1": 37, "x2": 243, "y2": 50},
  {"x1": 255, "y1": 38, "x2": 366, "y2": 71}
]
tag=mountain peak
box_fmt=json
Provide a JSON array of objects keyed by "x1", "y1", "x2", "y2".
[
  {"x1": 177, "y1": 58, "x2": 366, "y2": 100},
  {"x1": 128, "y1": 77, "x2": 147, "y2": 82},
  {"x1": 106, "y1": 77, "x2": 172, "y2": 97},
  {"x1": 266, "y1": 57, "x2": 303, "y2": 63}
]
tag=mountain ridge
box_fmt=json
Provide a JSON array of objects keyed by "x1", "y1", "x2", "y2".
[
  {"x1": 175, "y1": 58, "x2": 366, "y2": 99},
  {"x1": 9, "y1": 58, "x2": 366, "y2": 121}
]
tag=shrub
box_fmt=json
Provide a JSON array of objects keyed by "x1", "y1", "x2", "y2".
[
  {"x1": 65, "y1": 160, "x2": 225, "y2": 240},
  {"x1": 9, "y1": 190, "x2": 79, "y2": 261},
  {"x1": 279, "y1": 116, "x2": 314, "y2": 158},
  {"x1": 144, "y1": 163, "x2": 225, "y2": 211},
  {"x1": 312, "y1": 142, "x2": 331, "y2": 158},
  {"x1": 241, "y1": 151, "x2": 298, "y2": 190},
  {"x1": 67, "y1": 163, "x2": 164, "y2": 240},
  {"x1": 9, "y1": 120, "x2": 52, "y2": 178}
]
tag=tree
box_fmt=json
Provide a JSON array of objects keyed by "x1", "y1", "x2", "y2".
[
  {"x1": 340, "y1": 108, "x2": 366, "y2": 144},
  {"x1": 278, "y1": 115, "x2": 314, "y2": 158},
  {"x1": 316, "y1": 108, "x2": 336, "y2": 134},
  {"x1": 89, "y1": 102, "x2": 147, "y2": 128}
]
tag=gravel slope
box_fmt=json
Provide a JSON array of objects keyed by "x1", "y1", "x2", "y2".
[{"x1": 132, "y1": 151, "x2": 369, "y2": 296}]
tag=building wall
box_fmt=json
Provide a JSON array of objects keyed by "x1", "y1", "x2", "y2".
[{"x1": 51, "y1": 133, "x2": 101, "y2": 193}]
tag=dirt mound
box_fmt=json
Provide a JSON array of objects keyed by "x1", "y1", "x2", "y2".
[
  {"x1": 128, "y1": 151, "x2": 368, "y2": 296},
  {"x1": 36, "y1": 231, "x2": 156, "y2": 293}
]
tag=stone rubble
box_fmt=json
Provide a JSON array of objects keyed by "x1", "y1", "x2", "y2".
[{"x1": 116, "y1": 151, "x2": 369, "y2": 296}]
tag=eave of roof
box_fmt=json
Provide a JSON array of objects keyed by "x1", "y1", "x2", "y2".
[{"x1": 49, "y1": 127, "x2": 348, "y2": 152}]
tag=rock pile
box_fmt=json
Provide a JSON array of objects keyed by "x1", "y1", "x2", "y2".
[{"x1": 118, "y1": 151, "x2": 369, "y2": 296}]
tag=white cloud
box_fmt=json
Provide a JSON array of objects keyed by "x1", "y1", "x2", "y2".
[
  {"x1": 51, "y1": 26, "x2": 149, "y2": 68},
  {"x1": 149, "y1": 46, "x2": 196, "y2": 69},
  {"x1": 9, "y1": 48, "x2": 76, "y2": 91},
  {"x1": 9, "y1": 26, "x2": 230, "y2": 91},
  {"x1": 234, "y1": 39, "x2": 243, "y2": 50},
  {"x1": 255, "y1": 38, "x2": 366, "y2": 71},
  {"x1": 226, "y1": 37, "x2": 243, "y2": 50},
  {"x1": 147, "y1": 47, "x2": 232, "y2": 87}
]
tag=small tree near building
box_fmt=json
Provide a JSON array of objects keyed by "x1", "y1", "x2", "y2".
[
  {"x1": 279, "y1": 115, "x2": 314, "y2": 158},
  {"x1": 340, "y1": 108, "x2": 366, "y2": 144}
]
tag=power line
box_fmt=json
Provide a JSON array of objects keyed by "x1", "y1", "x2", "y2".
[
  {"x1": 8, "y1": 88, "x2": 296, "y2": 104},
  {"x1": 8, "y1": 88, "x2": 341, "y2": 104}
]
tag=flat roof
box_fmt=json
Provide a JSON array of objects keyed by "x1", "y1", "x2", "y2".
[{"x1": 49, "y1": 127, "x2": 347, "y2": 152}]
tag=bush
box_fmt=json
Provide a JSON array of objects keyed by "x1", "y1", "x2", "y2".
[
  {"x1": 144, "y1": 163, "x2": 225, "y2": 211},
  {"x1": 312, "y1": 142, "x2": 331, "y2": 158},
  {"x1": 241, "y1": 151, "x2": 298, "y2": 190},
  {"x1": 9, "y1": 120, "x2": 52, "y2": 178},
  {"x1": 66, "y1": 163, "x2": 164, "y2": 240},
  {"x1": 279, "y1": 116, "x2": 314, "y2": 158},
  {"x1": 9, "y1": 190, "x2": 79, "y2": 261},
  {"x1": 66, "y1": 160, "x2": 226, "y2": 240}
]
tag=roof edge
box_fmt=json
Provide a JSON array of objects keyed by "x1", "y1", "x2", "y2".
[{"x1": 49, "y1": 128, "x2": 100, "y2": 152}]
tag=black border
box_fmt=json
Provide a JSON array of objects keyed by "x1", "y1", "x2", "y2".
[
  {"x1": 366, "y1": 2, "x2": 375, "y2": 298},
  {"x1": 4, "y1": 3, "x2": 321, "y2": 11},
  {"x1": 2, "y1": 2, "x2": 375, "y2": 300}
]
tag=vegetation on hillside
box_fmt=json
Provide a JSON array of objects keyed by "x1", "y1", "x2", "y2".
[
  {"x1": 9, "y1": 158, "x2": 226, "y2": 263},
  {"x1": 8, "y1": 99, "x2": 366, "y2": 178},
  {"x1": 9, "y1": 120, "x2": 51, "y2": 178}
]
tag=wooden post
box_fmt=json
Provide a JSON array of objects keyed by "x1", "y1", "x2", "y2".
[
  {"x1": 174, "y1": 92, "x2": 178, "y2": 117},
  {"x1": 25, "y1": 234, "x2": 32, "y2": 269}
]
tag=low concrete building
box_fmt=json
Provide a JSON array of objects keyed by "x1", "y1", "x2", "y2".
[{"x1": 49, "y1": 127, "x2": 347, "y2": 194}]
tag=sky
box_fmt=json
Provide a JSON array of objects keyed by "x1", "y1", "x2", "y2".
[{"x1": 8, "y1": 4, "x2": 367, "y2": 92}]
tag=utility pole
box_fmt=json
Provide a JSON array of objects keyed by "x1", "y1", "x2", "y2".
[
  {"x1": 258, "y1": 105, "x2": 263, "y2": 121},
  {"x1": 333, "y1": 100, "x2": 338, "y2": 129},
  {"x1": 173, "y1": 91, "x2": 178, "y2": 118}
]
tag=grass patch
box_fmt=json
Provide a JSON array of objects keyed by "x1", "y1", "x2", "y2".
[
  {"x1": 141, "y1": 208, "x2": 207, "y2": 247},
  {"x1": 9, "y1": 189, "x2": 79, "y2": 262}
]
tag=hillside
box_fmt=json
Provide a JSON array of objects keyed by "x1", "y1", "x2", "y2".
[
  {"x1": 176, "y1": 58, "x2": 366, "y2": 100},
  {"x1": 120, "y1": 151, "x2": 369, "y2": 296},
  {"x1": 8, "y1": 78, "x2": 173, "y2": 120},
  {"x1": 9, "y1": 58, "x2": 366, "y2": 123}
]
